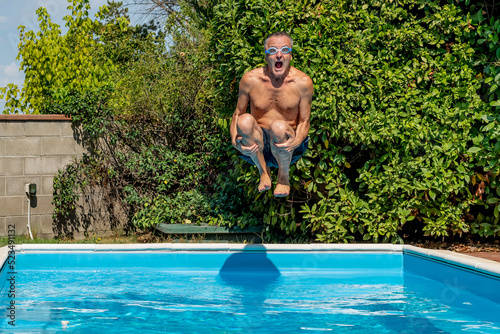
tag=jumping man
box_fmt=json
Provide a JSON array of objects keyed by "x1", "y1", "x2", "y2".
[{"x1": 230, "y1": 32, "x2": 313, "y2": 197}]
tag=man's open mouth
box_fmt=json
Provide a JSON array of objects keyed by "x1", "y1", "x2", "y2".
[{"x1": 275, "y1": 62, "x2": 283, "y2": 69}]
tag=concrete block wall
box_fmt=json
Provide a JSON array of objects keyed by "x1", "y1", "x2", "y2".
[{"x1": 0, "y1": 115, "x2": 85, "y2": 238}]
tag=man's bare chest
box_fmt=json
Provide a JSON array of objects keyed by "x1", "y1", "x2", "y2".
[{"x1": 249, "y1": 84, "x2": 300, "y2": 112}]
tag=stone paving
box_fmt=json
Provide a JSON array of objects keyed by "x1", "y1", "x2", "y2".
[{"x1": 462, "y1": 252, "x2": 500, "y2": 262}]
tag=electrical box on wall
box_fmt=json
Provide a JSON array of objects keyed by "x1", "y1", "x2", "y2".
[{"x1": 25, "y1": 183, "x2": 36, "y2": 196}]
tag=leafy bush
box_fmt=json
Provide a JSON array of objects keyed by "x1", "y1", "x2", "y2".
[
  {"x1": 202, "y1": 0, "x2": 500, "y2": 242},
  {"x1": 48, "y1": 1, "x2": 260, "y2": 235},
  {"x1": 463, "y1": 3, "x2": 500, "y2": 238}
]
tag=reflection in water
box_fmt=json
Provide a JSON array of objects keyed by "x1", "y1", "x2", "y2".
[
  {"x1": 218, "y1": 246, "x2": 281, "y2": 333},
  {"x1": 219, "y1": 250, "x2": 280, "y2": 281}
]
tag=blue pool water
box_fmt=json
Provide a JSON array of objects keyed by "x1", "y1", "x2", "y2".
[{"x1": 1, "y1": 251, "x2": 500, "y2": 333}]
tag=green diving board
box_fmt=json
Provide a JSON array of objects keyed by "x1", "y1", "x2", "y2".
[{"x1": 156, "y1": 223, "x2": 263, "y2": 235}]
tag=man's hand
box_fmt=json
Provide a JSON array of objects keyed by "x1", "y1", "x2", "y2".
[
  {"x1": 234, "y1": 136, "x2": 258, "y2": 156},
  {"x1": 273, "y1": 131, "x2": 299, "y2": 154}
]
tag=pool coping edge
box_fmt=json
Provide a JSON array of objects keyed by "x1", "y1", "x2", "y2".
[
  {"x1": 0, "y1": 246, "x2": 8, "y2": 273},
  {"x1": 10, "y1": 243, "x2": 406, "y2": 252}
]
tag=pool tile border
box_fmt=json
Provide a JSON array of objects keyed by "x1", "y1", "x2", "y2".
[{"x1": 1, "y1": 243, "x2": 500, "y2": 277}]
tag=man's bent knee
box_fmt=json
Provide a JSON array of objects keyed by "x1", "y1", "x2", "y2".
[
  {"x1": 270, "y1": 120, "x2": 293, "y2": 143},
  {"x1": 237, "y1": 114, "x2": 258, "y2": 135}
]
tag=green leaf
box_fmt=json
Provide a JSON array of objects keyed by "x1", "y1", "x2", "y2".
[
  {"x1": 429, "y1": 189, "x2": 436, "y2": 201},
  {"x1": 443, "y1": 142, "x2": 453, "y2": 151},
  {"x1": 467, "y1": 147, "x2": 482, "y2": 153},
  {"x1": 487, "y1": 197, "x2": 500, "y2": 205},
  {"x1": 343, "y1": 146, "x2": 352, "y2": 152},
  {"x1": 482, "y1": 122, "x2": 496, "y2": 132}
]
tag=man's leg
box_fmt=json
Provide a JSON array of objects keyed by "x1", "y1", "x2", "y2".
[
  {"x1": 269, "y1": 120, "x2": 295, "y2": 197},
  {"x1": 236, "y1": 114, "x2": 272, "y2": 192}
]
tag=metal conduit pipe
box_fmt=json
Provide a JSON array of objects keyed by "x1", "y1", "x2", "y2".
[{"x1": 25, "y1": 183, "x2": 36, "y2": 240}]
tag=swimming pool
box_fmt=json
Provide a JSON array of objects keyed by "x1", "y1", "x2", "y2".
[{"x1": 1, "y1": 244, "x2": 500, "y2": 333}]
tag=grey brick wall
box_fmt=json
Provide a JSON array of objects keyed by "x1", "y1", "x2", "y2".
[{"x1": 0, "y1": 115, "x2": 83, "y2": 238}]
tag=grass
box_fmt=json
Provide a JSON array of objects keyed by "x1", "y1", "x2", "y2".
[
  {"x1": 0, "y1": 234, "x2": 139, "y2": 248},
  {"x1": 0, "y1": 231, "x2": 262, "y2": 247}
]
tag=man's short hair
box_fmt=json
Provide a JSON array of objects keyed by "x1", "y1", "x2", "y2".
[{"x1": 264, "y1": 32, "x2": 293, "y2": 50}]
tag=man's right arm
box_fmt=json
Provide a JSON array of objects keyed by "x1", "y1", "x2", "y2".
[{"x1": 230, "y1": 74, "x2": 252, "y2": 148}]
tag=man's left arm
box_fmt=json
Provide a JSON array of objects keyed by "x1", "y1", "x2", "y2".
[
  {"x1": 293, "y1": 76, "x2": 313, "y2": 145},
  {"x1": 275, "y1": 76, "x2": 313, "y2": 153}
]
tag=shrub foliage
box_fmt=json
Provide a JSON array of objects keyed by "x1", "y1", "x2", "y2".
[
  {"x1": 46, "y1": 1, "x2": 258, "y2": 236},
  {"x1": 202, "y1": 0, "x2": 500, "y2": 242}
]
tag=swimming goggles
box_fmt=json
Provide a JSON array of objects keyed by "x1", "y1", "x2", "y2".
[{"x1": 265, "y1": 46, "x2": 292, "y2": 55}]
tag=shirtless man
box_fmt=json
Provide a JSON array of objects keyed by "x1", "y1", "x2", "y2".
[{"x1": 230, "y1": 32, "x2": 313, "y2": 197}]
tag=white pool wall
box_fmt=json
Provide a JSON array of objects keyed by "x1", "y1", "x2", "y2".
[
  {"x1": 405, "y1": 245, "x2": 500, "y2": 276},
  {"x1": 1, "y1": 243, "x2": 500, "y2": 277}
]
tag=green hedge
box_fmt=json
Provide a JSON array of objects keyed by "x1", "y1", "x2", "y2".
[{"x1": 203, "y1": 0, "x2": 500, "y2": 242}]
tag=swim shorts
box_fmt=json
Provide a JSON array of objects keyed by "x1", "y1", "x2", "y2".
[{"x1": 239, "y1": 128, "x2": 309, "y2": 168}]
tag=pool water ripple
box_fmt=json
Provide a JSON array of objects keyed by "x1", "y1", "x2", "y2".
[{"x1": 1, "y1": 267, "x2": 499, "y2": 333}]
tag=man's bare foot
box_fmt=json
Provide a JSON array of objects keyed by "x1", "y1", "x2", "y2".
[
  {"x1": 274, "y1": 182, "x2": 290, "y2": 197},
  {"x1": 258, "y1": 168, "x2": 272, "y2": 192},
  {"x1": 274, "y1": 168, "x2": 290, "y2": 197}
]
